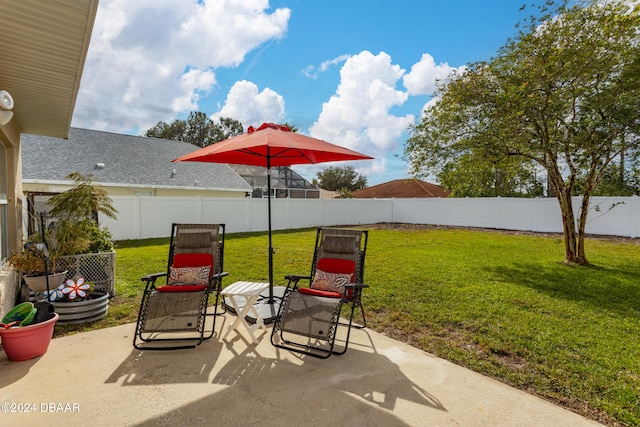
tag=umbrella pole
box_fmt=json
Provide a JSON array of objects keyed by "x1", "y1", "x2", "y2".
[{"x1": 267, "y1": 160, "x2": 274, "y2": 303}]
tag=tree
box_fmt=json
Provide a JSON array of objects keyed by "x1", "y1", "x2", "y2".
[
  {"x1": 144, "y1": 112, "x2": 243, "y2": 147},
  {"x1": 144, "y1": 119, "x2": 186, "y2": 142},
  {"x1": 210, "y1": 116, "x2": 244, "y2": 143},
  {"x1": 439, "y1": 154, "x2": 545, "y2": 197},
  {"x1": 48, "y1": 172, "x2": 118, "y2": 221},
  {"x1": 281, "y1": 122, "x2": 299, "y2": 133},
  {"x1": 573, "y1": 146, "x2": 640, "y2": 196},
  {"x1": 574, "y1": 160, "x2": 640, "y2": 196},
  {"x1": 46, "y1": 172, "x2": 117, "y2": 255},
  {"x1": 405, "y1": 0, "x2": 640, "y2": 265},
  {"x1": 313, "y1": 166, "x2": 368, "y2": 191}
]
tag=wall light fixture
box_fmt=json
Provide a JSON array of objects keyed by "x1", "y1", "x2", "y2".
[{"x1": 0, "y1": 90, "x2": 14, "y2": 125}]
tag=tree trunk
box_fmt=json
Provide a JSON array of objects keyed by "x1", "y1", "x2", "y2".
[
  {"x1": 556, "y1": 189, "x2": 582, "y2": 264},
  {"x1": 575, "y1": 194, "x2": 591, "y2": 265}
]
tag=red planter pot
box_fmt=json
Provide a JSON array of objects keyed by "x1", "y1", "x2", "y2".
[{"x1": 0, "y1": 313, "x2": 59, "y2": 361}]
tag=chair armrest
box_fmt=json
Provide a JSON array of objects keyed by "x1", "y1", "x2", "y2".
[
  {"x1": 141, "y1": 272, "x2": 167, "y2": 292},
  {"x1": 209, "y1": 271, "x2": 229, "y2": 292},
  {"x1": 344, "y1": 282, "x2": 369, "y2": 290},
  {"x1": 285, "y1": 274, "x2": 310, "y2": 289},
  {"x1": 212, "y1": 271, "x2": 229, "y2": 279},
  {"x1": 343, "y1": 283, "x2": 369, "y2": 300},
  {"x1": 141, "y1": 272, "x2": 167, "y2": 283},
  {"x1": 285, "y1": 274, "x2": 310, "y2": 282}
]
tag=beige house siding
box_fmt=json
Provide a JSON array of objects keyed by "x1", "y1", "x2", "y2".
[
  {"x1": 153, "y1": 188, "x2": 246, "y2": 198},
  {"x1": 0, "y1": 124, "x2": 22, "y2": 317},
  {"x1": 22, "y1": 183, "x2": 247, "y2": 198},
  {"x1": 0, "y1": 0, "x2": 99, "y2": 318},
  {"x1": 1, "y1": 123, "x2": 23, "y2": 253}
]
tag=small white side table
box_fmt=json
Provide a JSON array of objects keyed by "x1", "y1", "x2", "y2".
[{"x1": 221, "y1": 281, "x2": 270, "y2": 343}]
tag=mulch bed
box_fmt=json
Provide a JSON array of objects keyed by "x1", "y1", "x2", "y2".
[{"x1": 361, "y1": 222, "x2": 639, "y2": 244}]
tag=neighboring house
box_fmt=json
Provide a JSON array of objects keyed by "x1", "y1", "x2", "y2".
[
  {"x1": 318, "y1": 189, "x2": 340, "y2": 199},
  {"x1": 352, "y1": 179, "x2": 451, "y2": 198},
  {"x1": 21, "y1": 128, "x2": 320, "y2": 216},
  {"x1": 0, "y1": 0, "x2": 99, "y2": 317},
  {"x1": 229, "y1": 165, "x2": 319, "y2": 199},
  {"x1": 21, "y1": 127, "x2": 253, "y2": 200}
]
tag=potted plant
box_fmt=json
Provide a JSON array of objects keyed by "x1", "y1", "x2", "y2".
[
  {"x1": 7, "y1": 238, "x2": 67, "y2": 293},
  {"x1": 0, "y1": 301, "x2": 59, "y2": 361},
  {"x1": 44, "y1": 172, "x2": 118, "y2": 296}
]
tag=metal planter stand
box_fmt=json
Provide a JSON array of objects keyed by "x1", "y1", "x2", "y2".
[{"x1": 50, "y1": 290, "x2": 109, "y2": 324}]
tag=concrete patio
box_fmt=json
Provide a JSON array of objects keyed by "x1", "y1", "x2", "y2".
[{"x1": 1, "y1": 313, "x2": 602, "y2": 426}]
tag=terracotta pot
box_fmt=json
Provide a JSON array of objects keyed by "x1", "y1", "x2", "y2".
[
  {"x1": 51, "y1": 291, "x2": 109, "y2": 324},
  {"x1": 23, "y1": 271, "x2": 68, "y2": 293},
  {"x1": 0, "y1": 313, "x2": 59, "y2": 362}
]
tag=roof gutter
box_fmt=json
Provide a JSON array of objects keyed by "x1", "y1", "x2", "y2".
[
  {"x1": 63, "y1": 1, "x2": 99, "y2": 139},
  {"x1": 22, "y1": 179, "x2": 251, "y2": 193}
]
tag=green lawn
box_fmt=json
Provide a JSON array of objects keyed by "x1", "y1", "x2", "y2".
[{"x1": 55, "y1": 226, "x2": 640, "y2": 426}]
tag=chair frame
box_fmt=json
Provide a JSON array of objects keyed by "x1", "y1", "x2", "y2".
[
  {"x1": 271, "y1": 227, "x2": 368, "y2": 358},
  {"x1": 133, "y1": 223, "x2": 227, "y2": 350}
]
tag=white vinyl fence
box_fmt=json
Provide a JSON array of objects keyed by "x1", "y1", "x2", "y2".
[{"x1": 101, "y1": 195, "x2": 640, "y2": 241}]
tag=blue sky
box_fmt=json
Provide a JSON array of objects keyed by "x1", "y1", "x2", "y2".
[{"x1": 72, "y1": 0, "x2": 546, "y2": 186}]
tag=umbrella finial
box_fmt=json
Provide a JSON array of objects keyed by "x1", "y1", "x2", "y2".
[{"x1": 249, "y1": 123, "x2": 291, "y2": 133}]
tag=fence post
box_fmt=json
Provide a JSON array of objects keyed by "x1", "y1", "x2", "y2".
[
  {"x1": 134, "y1": 196, "x2": 141, "y2": 239},
  {"x1": 197, "y1": 196, "x2": 203, "y2": 223},
  {"x1": 465, "y1": 197, "x2": 470, "y2": 227},
  {"x1": 632, "y1": 195, "x2": 638, "y2": 238},
  {"x1": 391, "y1": 198, "x2": 395, "y2": 223}
]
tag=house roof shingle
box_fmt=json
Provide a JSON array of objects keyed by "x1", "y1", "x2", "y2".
[
  {"x1": 352, "y1": 179, "x2": 450, "y2": 198},
  {"x1": 21, "y1": 128, "x2": 252, "y2": 192}
]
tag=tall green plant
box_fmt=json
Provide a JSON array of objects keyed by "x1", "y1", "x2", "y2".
[
  {"x1": 48, "y1": 172, "x2": 118, "y2": 221},
  {"x1": 47, "y1": 172, "x2": 117, "y2": 255}
]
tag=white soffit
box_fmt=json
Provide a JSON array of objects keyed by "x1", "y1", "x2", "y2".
[{"x1": 0, "y1": 0, "x2": 98, "y2": 138}]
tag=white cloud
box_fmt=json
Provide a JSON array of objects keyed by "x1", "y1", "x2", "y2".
[
  {"x1": 309, "y1": 51, "x2": 415, "y2": 173},
  {"x1": 303, "y1": 54, "x2": 351, "y2": 79},
  {"x1": 171, "y1": 69, "x2": 217, "y2": 112},
  {"x1": 72, "y1": 0, "x2": 290, "y2": 133},
  {"x1": 403, "y1": 53, "x2": 458, "y2": 96},
  {"x1": 212, "y1": 80, "x2": 285, "y2": 128}
]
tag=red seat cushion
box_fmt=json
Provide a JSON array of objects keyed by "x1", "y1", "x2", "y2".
[
  {"x1": 157, "y1": 285, "x2": 208, "y2": 293},
  {"x1": 299, "y1": 287, "x2": 342, "y2": 298}
]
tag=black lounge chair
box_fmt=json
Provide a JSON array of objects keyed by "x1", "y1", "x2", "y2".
[
  {"x1": 271, "y1": 227, "x2": 368, "y2": 358},
  {"x1": 133, "y1": 223, "x2": 227, "y2": 350}
]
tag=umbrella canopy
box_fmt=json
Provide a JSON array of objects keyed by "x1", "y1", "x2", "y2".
[
  {"x1": 174, "y1": 123, "x2": 372, "y2": 167},
  {"x1": 173, "y1": 123, "x2": 373, "y2": 319}
]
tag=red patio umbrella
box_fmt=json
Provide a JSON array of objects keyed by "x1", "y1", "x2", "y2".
[{"x1": 173, "y1": 123, "x2": 373, "y2": 319}]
